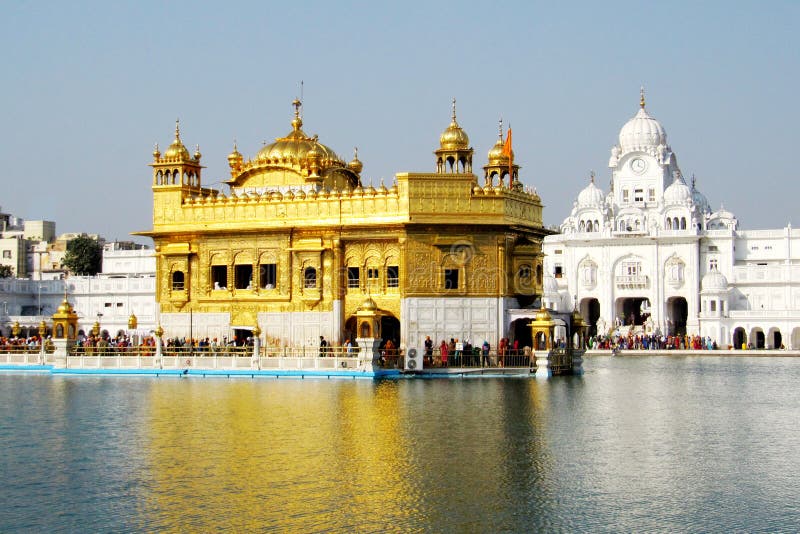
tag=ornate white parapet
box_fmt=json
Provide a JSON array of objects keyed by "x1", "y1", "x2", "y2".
[
  {"x1": 251, "y1": 337, "x2": 261, "y2": 370},
  {"x1": 533, "y1": 350, "x2": 551, "y2": 378},
  {"x1": 356, "y1": 337, "x2": 381, "y2": 372},
  {"x1": 52, "y1": 338, "x2": 74, "y2": 369}
]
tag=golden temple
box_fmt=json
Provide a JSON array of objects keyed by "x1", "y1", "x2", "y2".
[{"x1": 136, "y1": 98, "x2": 548, "y2": 349}]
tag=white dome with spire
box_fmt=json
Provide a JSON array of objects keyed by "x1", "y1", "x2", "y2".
[
  {"x1": 618, "y1": 89, "x2": 667, "y2": 154},
  {"x1": 576, "y1": 177, "x2": 605, "y2": 207},
  {"x1": 664, "y1": 174, "x2": 692, "y2": 204}
]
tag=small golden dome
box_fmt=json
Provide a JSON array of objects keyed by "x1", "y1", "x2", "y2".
[
  {"x1": 535, "y1": 305, "x2": 552, "y2": 323},
  {"x1": 152, "y1": 143, "x2": 161, "y2": 159},
  {"x1": 193, "y1": 145, "x2": 202, "y2": 160},
  {"x1": 227, "y1": 141, "x2": 243, "y2": 167},
  {"x1": 347, "y1": 147, "x2": 363, "y2": 174},
  {"x1": 439, "y1": 98, "x2": 469, "y2": 150},
  {"x1": 164, "y1": 120, "x2": 190, "y2": 160},
  {"x1": 487, "y1": 119, "x2": 513, "y2": 164},
  {"x1": 360, "y1": 297, "x2": 378, "y2": 311},
  {"x1": 56, "y1": 299, "x2": 73, "y2": 314}
]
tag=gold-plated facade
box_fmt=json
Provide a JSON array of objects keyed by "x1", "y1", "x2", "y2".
[{"x1": 137, "y1": 100, "x2": 549, "y2": 345}]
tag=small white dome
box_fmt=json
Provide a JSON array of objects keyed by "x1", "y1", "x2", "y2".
[
  {"x1": 664, "y1": 176, "x2": 692, "y2": 204},
  {"x1": 619, "y1": 107, "x2": 667, "y2": 154},
  {"x1": 701, "y1": 270, "x2": 728, "y2": 291},
  {"x1": 543, "y1": 275, "x2": 559, "y2": 295},
  {"x1": 577, "y1": 179, "x2": 605, "y2": 207}
]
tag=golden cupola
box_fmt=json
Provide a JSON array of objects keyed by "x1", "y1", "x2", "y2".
[
  {"x1": 163, "y1": 120, "x2": 191, "y2": 161},
  {"x1": 255, "y1": 99, "x2": 343, "y2": 166},
  {"x1": 150, "y1": 120, "x2": 203, "y2": 188},
  {"x1": 227, "y1": 141, "x2": 243, "y2": 175},
  {"x1": 435, "y1": 98, "x2": 473, "y2": 174},
  {"x1": 225, "y1": 99, "x2": 360, "y2": 190},
  {"x1": 347, "y1": 147, "x2": 363, "y2": 175},
  {"x1": 483, "y1": 118, "x2": 520, "y2": 189},
  {"x1": 487, "y1": 119, "x2": 512, "y2": 166}
]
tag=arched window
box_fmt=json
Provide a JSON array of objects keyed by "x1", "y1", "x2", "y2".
[
  {"x1": 680, "y1": 217, "x2": 687, "y2": 230},
  {"x1": 304, "y1": 267, "x2": 317, "y2": 289},
  {"x1": 172, "y1": 271, "x2": 185, "y2": 291},
  {"x1": 666, "y1": 218, "x2": 672, "y2": 230},
  {"x1": 594, "y1": 220, "x2": 600, "y2": 232},
  {"x1": 579, "y1": 220, "x2": 586, "y2": 232}
]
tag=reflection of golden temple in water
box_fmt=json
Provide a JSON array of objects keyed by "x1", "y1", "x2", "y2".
[
  {"x1": 136, "y1": 98, "x2": 549, "y2": 350},
  {"x1": 142, "y1": 380, "x2": 412, "y2": 531},
  {"x1": 138, "y1": 379, "x2": 554, "y2": 531}
]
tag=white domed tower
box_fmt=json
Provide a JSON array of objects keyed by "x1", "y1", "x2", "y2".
[{"x1": 607, "y1": 88, "x2": 682, "y2": 229}]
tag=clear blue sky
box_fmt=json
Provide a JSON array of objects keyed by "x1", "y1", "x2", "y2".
[{"x1": 1, "y1": 1, "x2": 797, "y2": 242}]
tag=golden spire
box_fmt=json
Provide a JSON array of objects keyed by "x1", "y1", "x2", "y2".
[
  {"x1": 451, "y1": 97, "x2": 457, "y2": 123},
  {"x1": 640, "y1": 86, "x2": 646, "y2": 109},
  {"x1": 175, "y1": 118, "x2": 181, "y2": 141},
  {"x1": 498, "y1": 117, "x2": 504, "y2": 140},
  {"x1": 291, "y1": 99, "x2": 303, "y2": 131}
]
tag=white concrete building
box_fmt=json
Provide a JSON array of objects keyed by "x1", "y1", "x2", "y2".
[
  {"x1": 1, "y1": 248, "x2": 157, "y2": 339},
  {"x1": 543, "y1": 91, "x2": 800, "y2": 349}
]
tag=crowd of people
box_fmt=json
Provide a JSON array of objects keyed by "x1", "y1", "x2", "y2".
[
  {"x1": 588, "y1": 333, "x2": 718, "y2": 351},
  {"x1": 0, "y1": 335, "x2": 48, "y2": 353}
]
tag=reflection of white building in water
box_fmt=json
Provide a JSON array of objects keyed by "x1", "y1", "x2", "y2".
[{"x1": 543, "y1": 90, "x2": 800, "y2": 349}]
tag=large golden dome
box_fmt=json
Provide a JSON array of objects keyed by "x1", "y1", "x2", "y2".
[
  {"x1": 439, "y1": 99, "x2": 469, "y2": 150},
  {"x1": 256, "y1": 99, "x2": 344, "y2": 165}
]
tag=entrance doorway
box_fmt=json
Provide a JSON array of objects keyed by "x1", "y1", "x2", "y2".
[
  {"x1": 733, "y1": 327, "x2": 746, "y2": 349},
  {"x1": 615, "y1": 297, "x2": 650, "y2": 326},
  {"x1": 667, "y1": 297, "x2": 688, "y2": 336},
  {"x1": 511, "y1": 318, "x2": 533, "y2": 350},
  {"x1": 580, "y1": 298, "x2": 601, "y2": 336},
  {"x1": 380, "y1": 316, "x2": 400, "y2": 348}
]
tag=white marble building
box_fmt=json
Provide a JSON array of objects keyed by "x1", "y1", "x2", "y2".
[
  {"x1": 543, "y1": 91, "x2": 800, "y2": 349},
  {"x1": 1, "y1": 248, "x2": 157, "y2": 339}
]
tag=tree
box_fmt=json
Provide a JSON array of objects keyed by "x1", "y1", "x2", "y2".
[
  {"x1": 0, "y1": 265, "x2": 13, "y2": 278},
  {"x1": 63, "y1": 235, "x2": 103, "y2": 276}
]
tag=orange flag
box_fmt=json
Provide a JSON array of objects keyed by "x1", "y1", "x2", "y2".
[{"x1": 502, "y1": 127, "x2": 513, "y2": 186}]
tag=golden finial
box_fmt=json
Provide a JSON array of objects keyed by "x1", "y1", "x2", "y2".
[
  {"x1": 153, "y1": 142, "x2": 160, "y2": 158},
  {"x1": 451, "y1": 97, "x2": 457, "y2": 122},
  {"x1": 498, "y1": 117, "x2": 503, "y2": 140},
  {"x1": 354, "y1": 146, "x2": 358, "y2": 159},
  {"x1": 175, "y1": 118, "x2": 181, "y2": 140},
  {"x1": 640, "y1": 86, "x2": 645, "y2": 109},
  {"x1": 590, "y1": 170, "x2": 595, "y2": 183},
  {"x1": 291, "y1": 99, "x2": 303, "y2": 131}
]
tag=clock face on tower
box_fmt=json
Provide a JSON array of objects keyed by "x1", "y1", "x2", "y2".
[{"x1": 631, "y1": 158, "x2": 647, "y2": 174}]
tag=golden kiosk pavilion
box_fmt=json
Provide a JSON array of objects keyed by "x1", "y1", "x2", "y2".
[{"x1": 136, "y1": 99, "x2": 549, "y2": 350}]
